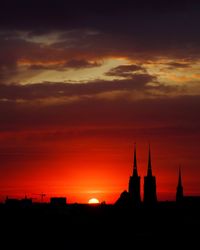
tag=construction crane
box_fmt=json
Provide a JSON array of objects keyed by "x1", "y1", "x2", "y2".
[{"x1": 32, "y1": 193, "x2": 46, "y2": 203}]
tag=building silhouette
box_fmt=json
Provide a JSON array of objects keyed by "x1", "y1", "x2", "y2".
[
  {"x1": 176, "y1": 167, "x2": 184, "y2": 203},
  {"x1": 115, "y1": 190, "x2": 131, "y2": 207},
  {"x1": 143, "y1": 145, "x2": 157, "y2": 204},
  {"x1": 128, "y1": 144, "x2": 141, "y2": 205},
  {"x1": 50, "y1": 197, "x2": 67, "y2": 206}
]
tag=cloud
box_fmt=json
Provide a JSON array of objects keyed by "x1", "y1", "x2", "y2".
[
  {"x1": 166, "y1": 62, "x2": 191, "y2": 69},
  {"x1": 0, "y1": 72, "x2": 198, "y2": 134},
  {"x1": 0, "y1": 1, "x2": 200, "y2": 62},
  {"x1": 29, "y1": 59, "x2": 100, "y2": 71},
  {"x1": 0, "y1": 0, "x2": 199, "y2": 130},
  {"x1": 1, "y1": 0, "x2": 200, "y2": 84},
  {"x1": 0, "y1": 91, "x2": 200, "y2": 134},
  {"x1": 105, "y1": 64, "x2": 146, "y2": 78},
  {"x1": 64, "y1": 59, "x2": 100, "y2": 69},
  {"x1": 0, "y1": 1, "x2": 197, "y2": 31},
  {"x1": 0, "y1": 73, "x2": 154, "y2": 101},
  {"x1": 0, "y1": 31, "x2": 104, "y2": 82}
]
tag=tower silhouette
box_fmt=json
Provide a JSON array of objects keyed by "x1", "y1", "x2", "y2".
[
  {"x1": 176, "y1": 167, "x2": 184, "y2": 203},
  {"x1": 128, "y1": 144, "x2": 141, "y2": 205},
  {"x1": 143, "y1": 145, "x2": 157, "y2": 204}
]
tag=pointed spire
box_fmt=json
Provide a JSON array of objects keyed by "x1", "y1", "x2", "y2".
[
  {"x1": 133, "y1": 143, "x2": 138, "y2": 177},
  {"x1": 176, "y1": 165, "x2": 184, "y2": 202},
  {"x1": 178, "y1": 166, "x2": 182, "y2": 187},
  {"x1": 147, "y1": 144, "x2": 152, "y2": 176}
]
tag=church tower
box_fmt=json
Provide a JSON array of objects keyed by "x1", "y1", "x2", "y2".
[
  {"x1": 176, "y1": 167, "x2": 184, "y2": 203},
  {"x1": 128, "y1": 144, "x2": 141, "y2": 205},
  {"x1": 143, "y1": 145, "x2": 157, "y2": 205}
]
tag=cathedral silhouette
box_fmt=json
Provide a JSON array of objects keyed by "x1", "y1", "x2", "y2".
[
  {"x1": 115, "y1": 144, "x2": 200, "y2": 206},
  {"x1": 116, "y1": 144, "x2": 157, "y2": 206},
  {"x1": 128, "y1": 144, "x2": 157, "y2": 205}
]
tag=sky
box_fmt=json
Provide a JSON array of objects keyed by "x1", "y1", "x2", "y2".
[{"x1": 0, "y1": 0, "x2": 200, "y2": 203}]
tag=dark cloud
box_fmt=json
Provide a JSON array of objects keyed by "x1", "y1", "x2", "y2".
[
  {"x1": 0, "y1": 0, "x2": 199, "y2": 131},
  {"x1": 0, "y1": 73, "x2": 154, "y2": 100},
  {"x1": 64, "y1": 59, "x2": 100, "y2": 69},
  {"x1": 0, "y1": 34, "x2": 101, "y2": 81},
  {"x1": 0, "y1": 36, "x2": 57, "y2": 80},
  {"x1": 29, "y1": 59, "x2": 100, "y2": 71},
  {"x1": 166, "y1": 62, "x2": 191, "y2": 69},
  {"x1": 0, "y1": 91, "x2": 200, "y2": 133},
  {"x1": 0, "y1": 1, "x2": 197, "y2": 30},
  {"x1": 0, "y1": 37, "x2": 44, "y2": 67},
  {"x1": 105, "y1": 64, "x2": 146, "y2": 78},
  {"x1": 0, "y1": 1, "x2": 200, "y2": 61},
  {"x1": 0, "y1": 0, "x2": 200, "y2": 82}
]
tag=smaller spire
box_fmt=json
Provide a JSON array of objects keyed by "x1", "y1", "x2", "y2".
[
  {"x1": 147, "y1": 144, "x2": 152, "y2": 176},
  {"x1": 178, "y1": 166, "x2": 182, "y2": 187},
  {"x1": 133, "y1": 143, "x2": 138, "y2": 177},
  {"x1": 176, "y1": 165, "x2": 184, "y2": 202}
]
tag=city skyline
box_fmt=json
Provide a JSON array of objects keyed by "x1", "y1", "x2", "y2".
[{"x1": 0, "y1": 144, "x2": 194, "y2": 204}]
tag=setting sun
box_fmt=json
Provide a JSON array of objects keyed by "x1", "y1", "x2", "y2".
[{"x1": 88, "y1": 198, "x2": 100, "y2": 204}]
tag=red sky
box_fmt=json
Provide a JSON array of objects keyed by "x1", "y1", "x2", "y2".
[
  {"x1": 0, "y1": 125, "x2": 199, "y2": 203},
  {"x1": 0, "y1": 0, "x2": 200, "y2": 203}
]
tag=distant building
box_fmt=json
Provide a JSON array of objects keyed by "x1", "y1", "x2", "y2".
[
  {"x1": 176, "y1": 167, "x2": 184, "y2": 203},
  {"x1": 182, "y1": 196, "x2": 200, "y2": 206},
  {"x1": 143, "y1": 146, "x2": 157, "y2": 205},
  {"x1": 50, "y1": 197, "x2": 67, "y2": 206},
  {"x1": 21, "y1": 197, "x2": 32, "y2": 206},
  {"x1": 5, "y1": 196, "x2": 32, "y2": 207},
  {"x1": 5, "y1": 198, "x2": 20, "y2": 206},
  {"x1": 128, "y1": 144, "x2": 141, "y2": 206}
]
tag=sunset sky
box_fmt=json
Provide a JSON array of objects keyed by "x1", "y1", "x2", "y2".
[{"x1": 0, "y1": 0, "x2": 200, "y2": 203}]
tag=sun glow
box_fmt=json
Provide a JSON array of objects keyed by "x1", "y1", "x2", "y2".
[{"x1": 88, "y1": 198, "x2": 100, "y2": 204}]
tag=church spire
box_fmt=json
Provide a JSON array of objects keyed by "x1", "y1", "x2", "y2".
[
  {"x1": 144, "y1": 144, "x2": 157, "y2": 205},
  {"x1": 147, "y1": 144, "x2": 152, "y2": 176},
  {"x1": 176, "y1": 165, "x2": 184, "y2": 203},
  {"x1": 178, "y1": 166, "x2": 182, "y2": 187},
  {"x1": 128, "y1": 143, "x2": 141, "y2": 205},
  {"x1": 133, "y1": 143, "x2": 138, "y2": 177}
]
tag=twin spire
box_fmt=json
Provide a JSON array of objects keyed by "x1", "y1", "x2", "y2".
[
  {"x1": 130, "y1": 143, "x2": 157, "y2": 205},
  {"x1": 131, "y1": 144, "x2": 183, "y2": 205},
  {"x1": 132, "y1": 143, "x2": 152, "y2": 177}
]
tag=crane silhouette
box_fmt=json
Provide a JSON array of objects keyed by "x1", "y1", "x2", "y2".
[{"x1": 32, "y1": 193, "x2": 46, "y2": 202}]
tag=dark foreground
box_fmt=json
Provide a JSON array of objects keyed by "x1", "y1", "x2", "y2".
[{"x1": 0, "y1": 202, "x2": 199, "y2": 249}]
